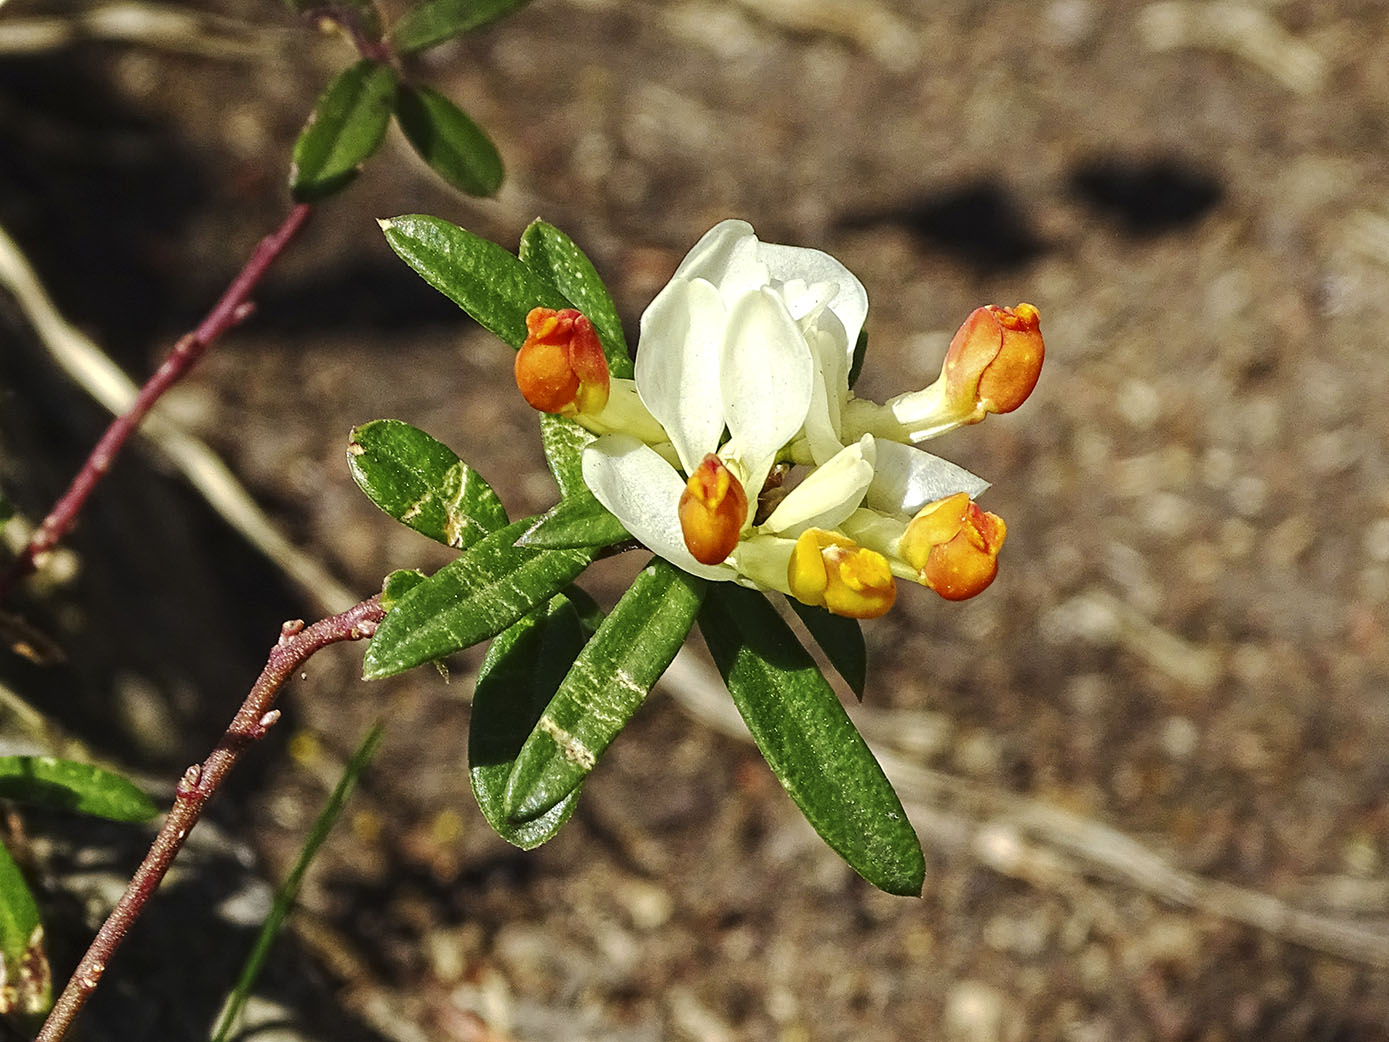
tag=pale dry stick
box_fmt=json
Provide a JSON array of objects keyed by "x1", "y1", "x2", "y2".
[
  {"x1": 0, "y1": 204, "x2": 314, "y2": 607},
  {"x1": 659, "y1": 648, "x2": 1389, "y2": 969},
  {"x1": 0, "y1": 221, "x2": 358, "y2": 617},
  {"x1": 34, "y1": 594, "x2": 386, "y2": 1042},
  {"x1": 0, "y1": 2, "x2": 282, "y2": 60}
]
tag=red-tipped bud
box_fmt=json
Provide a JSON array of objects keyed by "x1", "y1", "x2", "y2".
[
  {"x1": 514, "y1": 307, "x2": 611, "y2": 416},
  {"x1": 787, "y1": 529, "x2": 897, "y2": 619},
  {"x1": 898, "y1": 492, "x2": 1006, "y2": 600},
  {"x1": 679, "y1": 454, "x2": 748, "y2": 565},
  {"x1": 943, "y1": 303, "x2": 1044, "y2": 417}
]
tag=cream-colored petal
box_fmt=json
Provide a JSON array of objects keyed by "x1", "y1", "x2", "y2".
[
  {"x1": 582, "y1": 436, "x2": 734, "y2": 581},
  {"x1": 721, "y1": 287, "x2": 815, "y2": 510},
  {"x1": 866, "y1": 440, "x2": 990, "y2": 517},
  {"x1": 635, "y1": 277, "x2": 727, "y2": 475},
  {"x1": 762, "y1": 436, "x2": 875, "y2": 537},
  {"x1": 756, "y1": 240, "x2": 869, "y2": 359},
  {"x1": 672, "y1": 219, "x2": 768, "y2": 305}
]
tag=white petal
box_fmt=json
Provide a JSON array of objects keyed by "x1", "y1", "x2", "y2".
[
  {"x1": 799, "y1": 321, "x2": 849, "y2": 465},
  {"x1": 721, "y1": 287, "x2": 815, "y2": 507},
  {"x1": 762, "y1": 435, "x2": 875, "y2": 537},
  {"x1": 672, "y1": 220, "x2": 768, "y2": 305},
  {"x1": 756, "y1": 240, "x2": 869, "y2": 357},
  {"x1": 635, "y1": 277, "x2": 727, "y2": 475},
  {"x1": 866, "y1": 440, "x2": 990, "y2": 517},
  {"x1": 582, "y1": 436, "x2": 734, "y2": 581}
]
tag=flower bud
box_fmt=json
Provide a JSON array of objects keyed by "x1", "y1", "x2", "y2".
[
  {"x1": 898, "y1": 492, "x2": 1006, "y2": 600},
  {"x1": 679, "y1": 454, "x2": 748, "y2": 565},
  {"x1": 943, "y1": 303, "x2": 1044, "y2": 417},
  {"x1": 787, "y1": 528, "x2": 897, "y2": 619},
  {"x1": 514, "y1": 307, "x2": 611, "y2": 416}
]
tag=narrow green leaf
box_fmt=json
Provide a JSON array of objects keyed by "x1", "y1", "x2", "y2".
[
  {"x1": 504, "y1": 559, "x2": 705, "y2": 822},
  {"x1": 561, "y1": 584, "x2": 606, "y2": 633},
  {"x1": 0, "y1": 756, "x2": 158, "y2": 822},
  {"x1": 348, "y1": 420, "x2": 507, "y2": 548},
  {"x1": 0, "y1": 843, "x2": 49, "y2": 1017},
  {"x1": 395, "y1": 85, "x2": 504, "y2": 198},
  {"x1": 469, "y1": 595, "x2": 589, "y2": 848},
  {"x1": 539, "y1": 414, "x2": 595, "y2": 499},
  {"x1": 848, "y1": 327, "x2": 869, "y2": 389},
  {"x1": 517, "y1": 489, "x2": 628, "y2": 549},
  {"x1": 391, "y1": 0, "x2": 532, "y2": 54},
  {"x1": 363, "y1": 519, "x2": 595, "y2": 679},
  {"x1": 519, "y1": 221, "x2": 632, "y2": 378},
  {"x1": 381, "y1": 569, "x2": 428, "y2": 610},
  {"x1": 290, "y1": 60, "x2": 397, "y2": 202},
  {"x1": 381, "y1": 214, "x2": 572, "y2": 349},
  {"x1": 786, "y1": 599, "x2": 868, "y2": 700},
  {"x1": 211, "y1": 722, "x2": 384, "y2": 1042},
  {"x1": 699, "y1": 584, "x2": 924, "y2": 896}
]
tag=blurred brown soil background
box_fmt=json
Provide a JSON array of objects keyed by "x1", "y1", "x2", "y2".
[{"x1": 2, "y1": 1, "x2": 1389, "y2": 1039}]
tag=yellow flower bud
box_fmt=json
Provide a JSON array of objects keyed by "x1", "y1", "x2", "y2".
[
  {"x1": 679, "y1": 454, "x2": 748, "y2": 565},
  {"x1": 899, "y1": 492, "x2": 1006, "y2": 600},
  {"x1": 943, "y1": 303, "x2": 1044, "y2": 417},
  {"x1": 787, "y1": 529, "x2": 897, "y2": 619},
  {"x1": 514, "y1": 307, "x2": 611, "y2": 416}
]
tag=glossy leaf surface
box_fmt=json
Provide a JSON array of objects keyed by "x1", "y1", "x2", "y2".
[
  {"x1": 470, "y1": 594, "x2": 589, "y2": 848},
  {"x1": 381, "y1": 214, "x2": 572, "y2": 350},
  {"x1": 363, "y1": 519, "x2": 595, "y2": 679},
  {"x1": 395, "y1": 85, "x2": 504, "y2": 198},
  {"x1": 0, "y1": 756, "x2": 158, "y2": 822},
  {"x1": 504, "y1": 559, "x2": 705, "y2": 822},
  {"x1": 290, "y1": 60, "x2": 396, "y2": 201},
  {"x1": 348, "y1": 420, "x2": 506, "y2": 548},
  {"x1": 519, "y1": 220, "x2": 632, "y2": 378},
  {"x1": 700, "y1": 584, "x2": 924, "y2": 896},
  {"x1": 517, "y1": 488, "x2": 628, "y2": 549}
]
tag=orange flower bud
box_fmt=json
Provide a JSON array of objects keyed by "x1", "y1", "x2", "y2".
[
  {"x1": 943, "y1": 303, "x2": 1044, "y2": 416},
  {"x1": 899, "y1": 492, "x2": 1006, "y2": 600},
  {"x1": 514, "y1": 307, "x2": 611, "y2": 416},
  {"x1": 787, "y1": 529, "x2": 897, "y2": 619},
  {"x1": 679, "y1": 454, "x2": 748, "y2": 565}
]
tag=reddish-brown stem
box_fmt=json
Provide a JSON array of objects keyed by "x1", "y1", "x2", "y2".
[
  {"x1": 34, "y1": 594, "x2": 385, "y2": 1042},
  {"x1": 0, "y1": 203, "x2": 314, "y2": 605}
]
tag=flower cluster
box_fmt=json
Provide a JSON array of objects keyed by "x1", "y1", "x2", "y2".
[{"x1": 512, "y1": 220, "x2": 1043, "y2": 618}]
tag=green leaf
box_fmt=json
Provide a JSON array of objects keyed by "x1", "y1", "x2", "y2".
[
  {"x1": 348, "y1": 420, "x2": 507, "y2": 548},
  {"x1": 0, "y1": 756, "x2": 158, "y2": 822},
  {"x1": 504, "y1": 559, "x2": 705, "y2": 822},
  {"x1": 395, "y1": 85, "x2": 504, "y2": 198},
  {"x1": 391, "y1": 0, "x2": 532, "y2": 54},
  {"x1": 363, "y1": 519, "x2": 596, "y2": 679},
  {"x1": 519, "y1": 221, "x2": 632, "y2": 378},
  {"x1": 848, "y1": 327, "x2": 869, "y2": 389},
  {"x1": 517, "y1": 489, "x2": 628, "y2": 549},
  {"x1": 381, "y1": 214, "x2": 572, "y2": 349},
  {"x1": 538, "y1": 414, "x2": 595, "y2": 499},
  {"x1": 211, "y1": 722, "x2": 383, "y2": 1042},
  {"x1": 699, "y1": 584, "x2": 924, "y2": 896},
  {"x1": 0, "y1": 843, "x2": 49, "y2": 1017},
  {"x1": 381, "y1": 569, "x2": 428, "y2": 610},
  {"x1": 290, "y1": 60, "x2": 397, "y2": 202},
  {"x1": 786, "y1": 599, "x2": 867, "y2": 700},
  {"x1": 469, "y1": 595, "x2": 589, "y2": 848}
]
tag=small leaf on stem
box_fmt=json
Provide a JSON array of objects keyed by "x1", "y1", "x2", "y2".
[
  {"x1": 517, "y1": 488, "x2": 629, "y2": 549},
  {"x1": 348, "y1": 419, "x2": 507, "y2": 548},
  {"x1": 0, "y1": 756, "x2": 159, "y2": 822},
  {"x1": 395, "y1": 85, "x2": 504, "y2": 198},
  {"x1": 391, "y1": 0, "x2": 533, "y2": 55},
  {"x1": 290, "y1": 59, "x2": 397, "y2": 202},
  {"x1": 0, "y1": 843, "x2": 49, "y2": 1016}
]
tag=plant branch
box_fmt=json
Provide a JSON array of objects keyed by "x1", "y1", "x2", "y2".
[
  {"x1": 0, "y1": 203, "x2": 314, "y2": 605},
  {"x1": 34, "y1": 593, "x2": 386, "y2": 1042}
]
